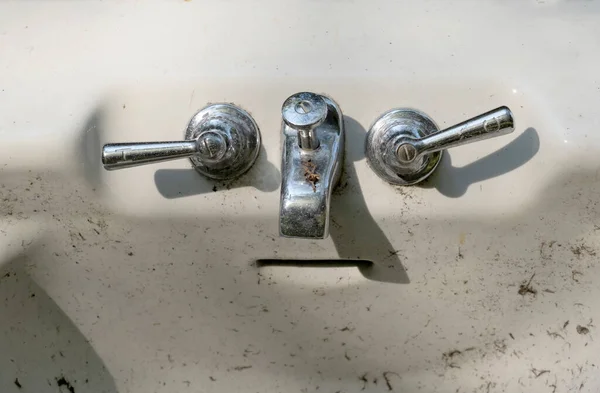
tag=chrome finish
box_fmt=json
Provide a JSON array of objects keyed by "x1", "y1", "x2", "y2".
[
  {"x1": 103, "y1": 141, "x2": 199, "y2": 170},
  {"x1": 279, "y1": 92, "x2": 345, "y2": 239},
  {"x1": 366, "y1": 106, "x2": 515, "y2": 185},
  {"x1": 102, "y1": 103, "x2": 261, "y2": 180},
  {"x1": 281, "y1": 92, "x2": 328, "y2": 150}
]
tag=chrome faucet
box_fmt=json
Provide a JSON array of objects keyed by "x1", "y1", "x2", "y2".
[{"x1": 279, "y1": 92, "x2": 345, "y2": 239}]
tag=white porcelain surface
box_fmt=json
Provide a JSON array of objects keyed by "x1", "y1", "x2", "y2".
[{"x1": 1, "y1": 1, "x2": 600, "y2": 392}]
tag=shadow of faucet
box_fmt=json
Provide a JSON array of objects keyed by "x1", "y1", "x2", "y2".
[
  {"x1": 328, "y1": 116, "x2": 410, "y2": 284},
  {"x1": 153, "y1": 145, "x2": 280, "y2": 198},
  {"x1": 421, "y1": 127, "x2": 540, "y2": 197}
]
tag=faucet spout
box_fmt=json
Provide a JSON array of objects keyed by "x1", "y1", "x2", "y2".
[{"x1": 279, "y1": 93, "x2": 345, "y2": 239}]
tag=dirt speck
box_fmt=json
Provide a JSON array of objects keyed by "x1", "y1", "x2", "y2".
[
  {"x1": 571, "y1": 244, "x2": 596, "y2": 258},
  {"x1": 359, "y1": 373, "x2": 368, "y2": 390},
  {"x1": 518, "y1": 273, "x2": 537, "y2": 296},
  {"x1": 493, "y1": 339, "x2": 507, "y2": 353},
  {"x1": 576, "y1": 325, "x2": 590, "y2": 335},
  {"x1": 14, "y1": 378, "x2": 22, "y2": 389},
  {"x1": 212, "y1": 185, "x2": 217, "y2": 192},
  {"x1": 232, "y1": 365, "x2": 252, "y2": 371},
  {"x1": 56, "y1": 376, "x2": 75, "y2": 393},
  {"x1": 382, "y1": 372, "x2": 398, "y2": 391},
  {"x1": 443, "y1": 349, "x2": 462, "y2": 359},
  {"x1": 442, "y1": 347, "x2": 475, "y2": 368},
  {"x1": 540, "y1": 240, "x2": 556, "y2": 260},
  {"x1": 387, "y1": 249, "x2": 400, "y2": 258},
  {"x1": 531, "y1": 368, "x2": 550, "y2": 378},
  {"x1": 547, "y1": 330, "x2": 564, "y2": 340},
  {"x1": 209, "y1": 376, "x2": 216, "y2": 382}
]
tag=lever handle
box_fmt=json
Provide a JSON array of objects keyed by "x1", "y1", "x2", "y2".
[
  {"x1": 100, "y1": 103, "x2": 261, "y2": 180},
  {"x1": 405, "y1": 107, "x2": 514, "y2": 162},
  {"x1": 366, "y1": 106, "x2": 515, "y2": 185},
  {"x1": 103, "y1": 140, "x2": 200, "y2": 170}
]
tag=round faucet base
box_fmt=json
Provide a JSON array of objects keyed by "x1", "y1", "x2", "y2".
[
  {"x1": 366, "y1": 108, "x2": 441, "y2": 186},
  {"x1": 185, "y1": 103, "x2": 261, "y2": 180}
]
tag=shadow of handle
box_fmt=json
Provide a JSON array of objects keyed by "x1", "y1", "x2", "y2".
[
  {"x1": 423, "y1": 127, "x2": 540, "y2": 198},
  {"x1": 154, "y1": 168, "x2": 214, "y2": 198},
  {"x1": 154, "y1": 146, "x2": 280, "y2": 198}
]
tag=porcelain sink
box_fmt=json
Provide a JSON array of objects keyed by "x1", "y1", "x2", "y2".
[{"x1": 2, "y1": 1, "x2": 600, "y2": 392}]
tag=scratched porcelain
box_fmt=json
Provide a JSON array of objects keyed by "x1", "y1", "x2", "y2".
[{"x1": 1, "y1": 1, "x2": 599, "y2": 392}]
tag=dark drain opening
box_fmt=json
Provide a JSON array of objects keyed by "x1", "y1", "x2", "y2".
[
  {"x1": 255, "y1": 259, "x2": 409, "y2": 284},
  {"x1": 256, "y1": 259, "x2": 374, "y2": 268}
]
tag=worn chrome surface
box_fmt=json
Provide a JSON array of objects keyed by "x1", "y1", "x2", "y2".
[
  {"x1": 279, "y1": 93, "x2": 344, "y2": 239},
  {"x1": 281, "y1": 92, "x2": 328, "y2": 150},
  {"x1": 102, "y1": 140, "x2": 199, "y2": 170},
  {"x1": 102, "y1": 103, "x2": 261, "y2": 180},
  {"x1": 366, "y1": 106, "x2": 515, "y2": 185}
]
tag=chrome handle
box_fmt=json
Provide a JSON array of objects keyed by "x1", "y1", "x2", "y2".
[
  {"x1": 402, "y1": 107, "x2": 514, "y2": 162},
  {"x1": 366, "y1": 106, "x2": 515, "y2": 185},
  {"x1": 101, "y1": 103, "x2": 261, "y2": 180},
  {"x1": 103, "y1": 140, "x2": 203, "y2": 170}
]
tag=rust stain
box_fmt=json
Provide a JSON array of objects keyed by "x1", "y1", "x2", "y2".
[{"x1": 302, "y1": 159, "x2": 320, "y2": 192}]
